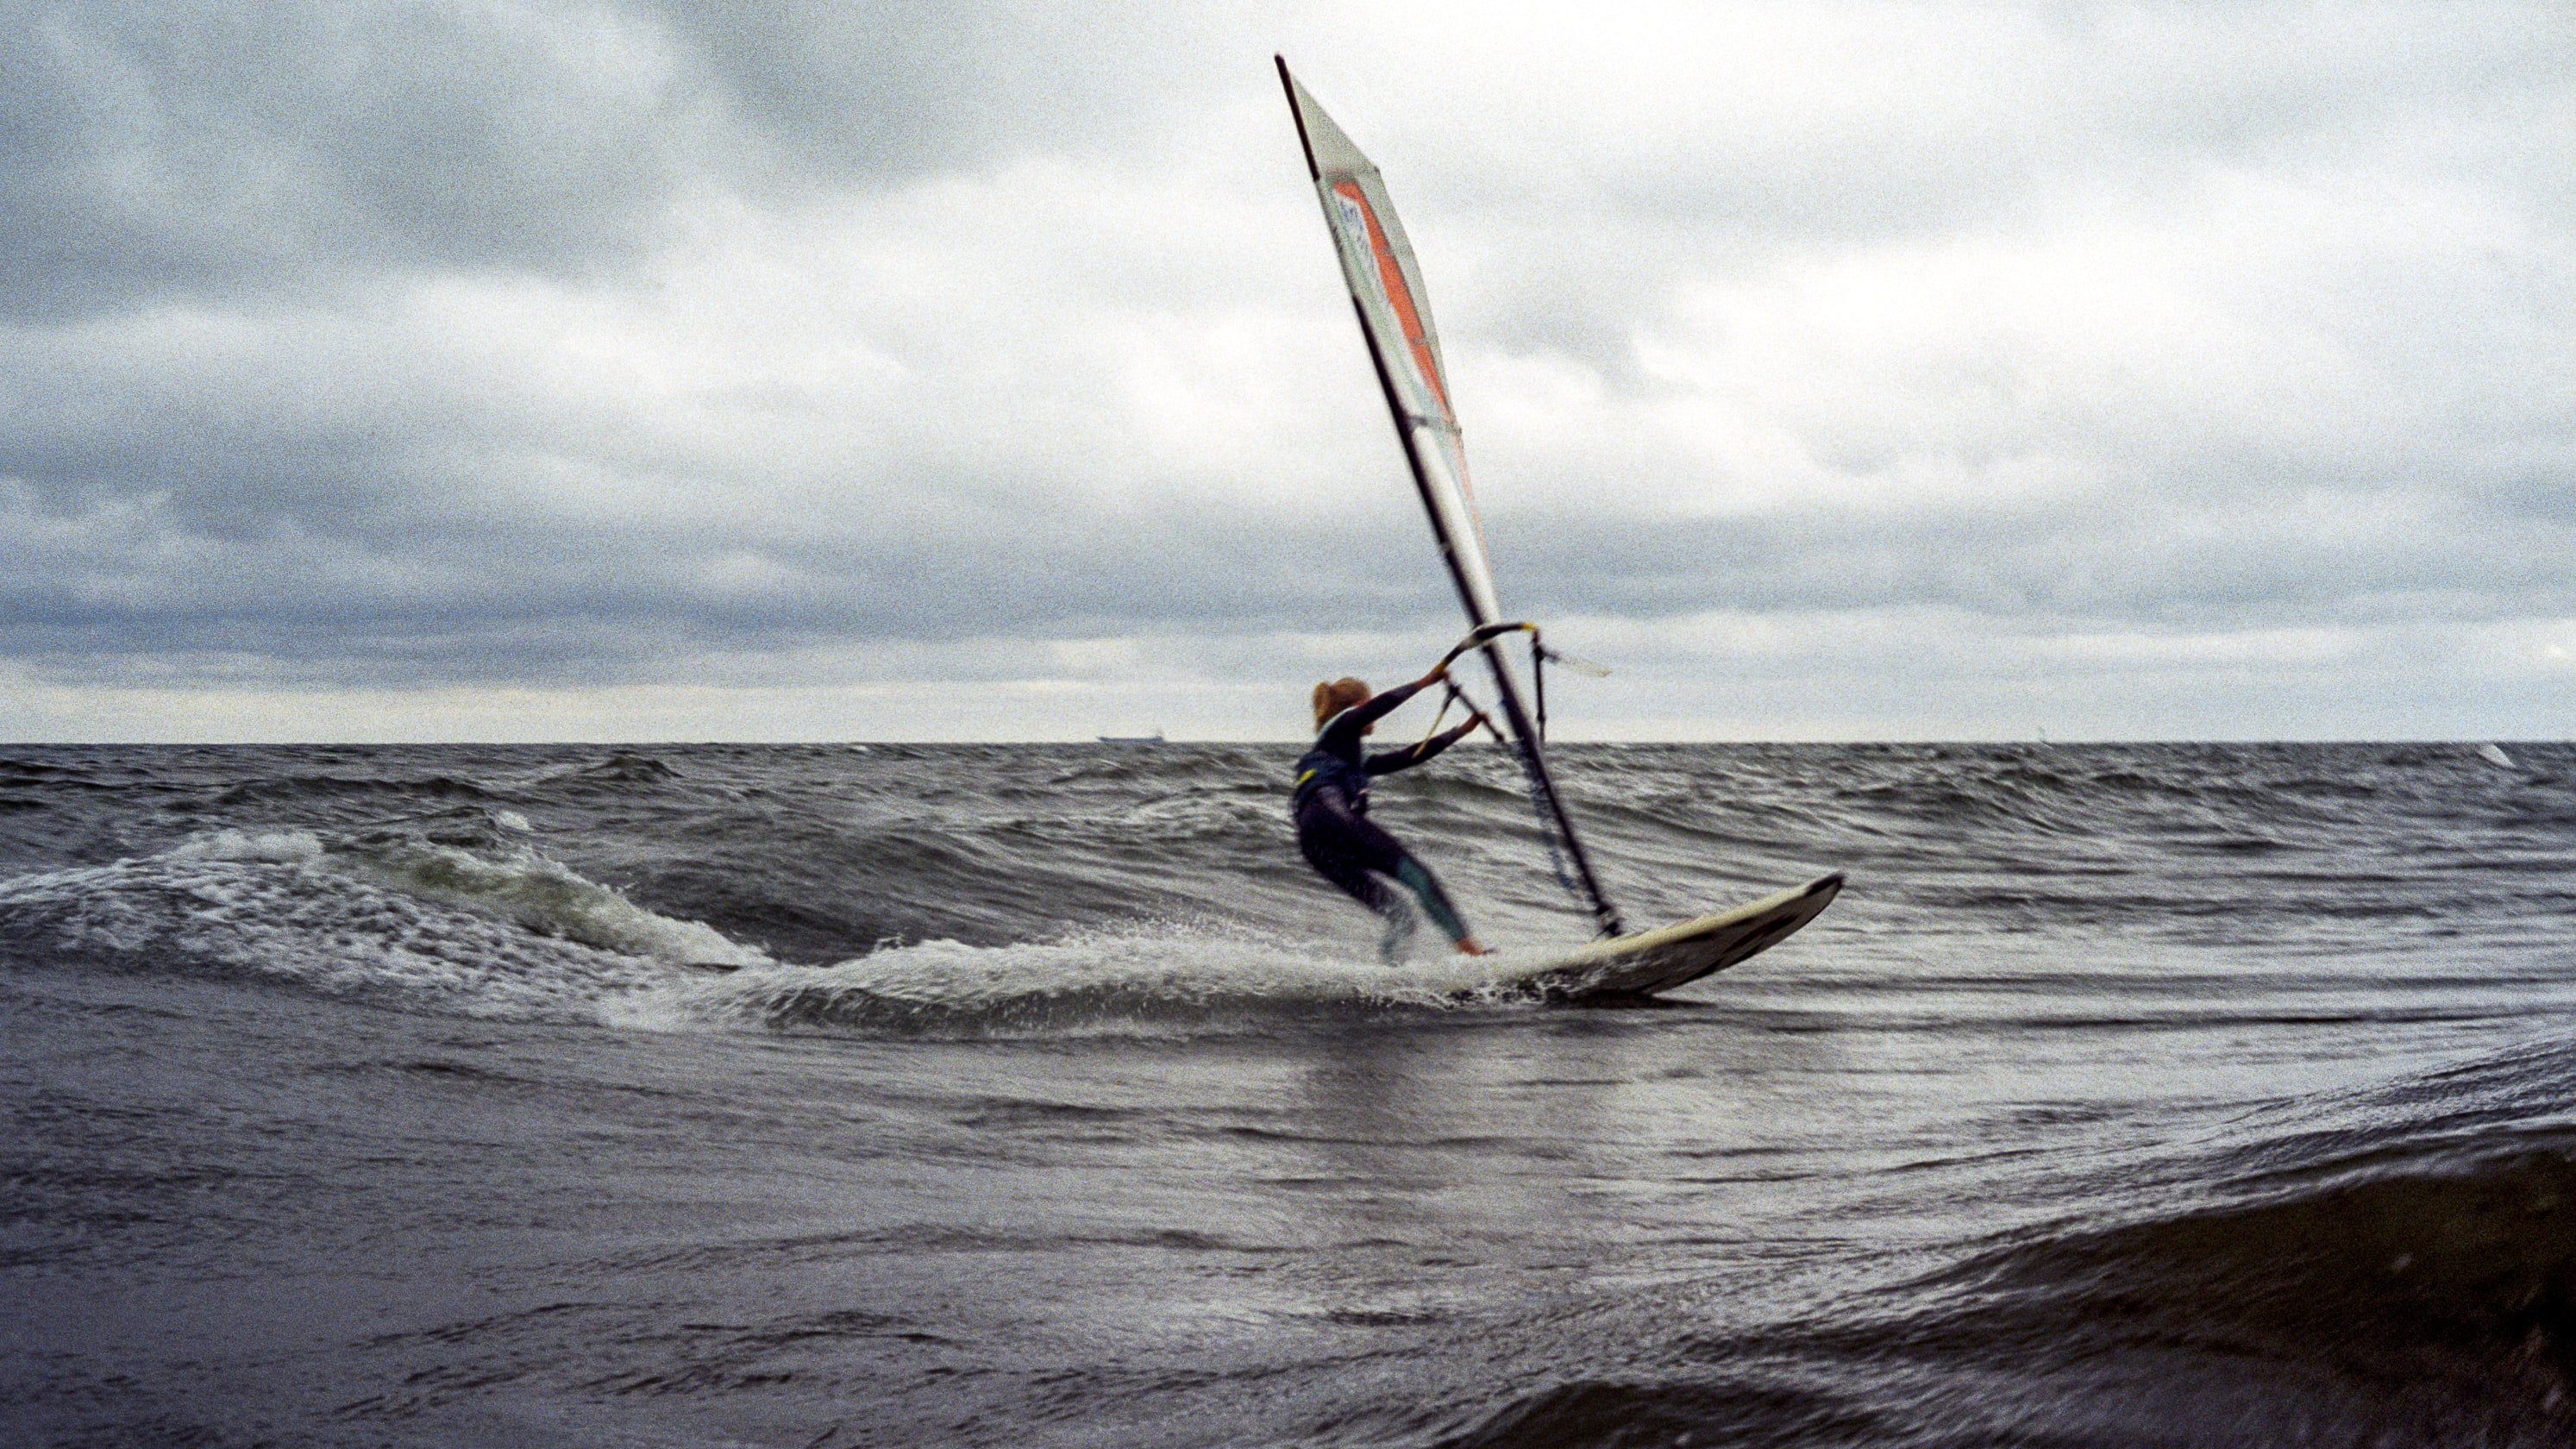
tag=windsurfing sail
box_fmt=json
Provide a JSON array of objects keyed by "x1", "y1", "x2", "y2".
[{"x1": 1277, "y1": 57, "x2": 1624, "y2": 937}]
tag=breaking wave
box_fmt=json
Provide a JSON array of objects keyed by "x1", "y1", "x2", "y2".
[
  {"x1": 0, "y1": 826, "x2": 758, "y2": 1019},
  {"x1": 649, "y1": 930, "x2": 1569, "y2": 1037},
  {"x1": 0, "y1": 827, "x2": 1560, "y2": 1035}
]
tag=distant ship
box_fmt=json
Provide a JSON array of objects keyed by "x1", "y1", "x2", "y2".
[{"x1": 1097, "y1": 731, "x2": 1165, "y2": 744}]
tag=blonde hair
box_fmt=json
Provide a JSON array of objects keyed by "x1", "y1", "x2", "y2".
[{"x1": 1311, "y1": 677, "x2": 1370, "y2": 728}]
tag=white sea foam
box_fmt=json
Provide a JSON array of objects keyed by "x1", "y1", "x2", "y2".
[
  {"x1": 164, "y1": 827, "x2": 329, "y2": 864},
  {"x1": 0, "y1": 855, "x2": 651, "y2": 1017},
  {"x1": 338, "y1": 836, "x2": 769, "y2": 969},
  {"x1": 1, "y1": 830, "x2": 1547, "y2": 1035},
  {"x1": 0, "y1": 828, "x2": 775, "y2": 1021},
  {"x1": 622, "y1": 921, "x2": 1558, "y2": 1037}
]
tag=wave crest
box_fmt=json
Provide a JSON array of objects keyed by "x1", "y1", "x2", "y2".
[
  {"x1": 0, "y1": 831, "x2": 1555, "y2": 1033},
  {"x1": 639, "y1": 926, "x2": 1553, "y2": 1037},
  {"x1": 0, "y1": 828, "x2": 764, "y2": 1019}
]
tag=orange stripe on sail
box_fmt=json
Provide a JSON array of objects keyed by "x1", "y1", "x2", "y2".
[{"x1": 1333, "y1": 179, "x2": 1450, "y2": 419}]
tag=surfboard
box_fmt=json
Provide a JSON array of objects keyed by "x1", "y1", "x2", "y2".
[{"x1": 1509, "y1": 874, "x2": 1843, "y2": 1000}]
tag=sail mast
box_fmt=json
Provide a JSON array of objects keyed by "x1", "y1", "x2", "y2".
[{"x1": 1276, "y1": 56, "x2": 1624, "y2": 937}]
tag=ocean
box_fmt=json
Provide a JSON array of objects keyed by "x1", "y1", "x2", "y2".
[{"x1": 3, "y1": 740, "x2": 2571, "y2": 1447}]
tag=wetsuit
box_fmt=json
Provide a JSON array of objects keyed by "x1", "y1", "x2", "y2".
[{"x1": 1292, "y1": 680, "x2": 1482, "y2": 960}]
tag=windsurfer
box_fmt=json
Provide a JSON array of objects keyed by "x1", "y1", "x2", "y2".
[{"x1": 1294, "y1": 668, "x2": 1493, "y2": 961}]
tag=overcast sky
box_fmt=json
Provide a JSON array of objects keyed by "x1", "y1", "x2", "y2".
[{"x1": 2, "y1": 0, "x2": 2567, "y2": 742}]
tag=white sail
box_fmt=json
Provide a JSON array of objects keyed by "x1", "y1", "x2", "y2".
[
  {"x1": 1278, "y1": 58, "x2": 1623, "y2": 936},
  {"x1": 1278, "y1": 66, "x2": 1503, "y2": 624}
]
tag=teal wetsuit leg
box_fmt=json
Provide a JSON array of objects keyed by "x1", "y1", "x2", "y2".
[
  {"x1": 1392, "y1": 856, "x2": 1470, "y2": 944},
  {"x1": 1296, "y1": 784, "x2": 1475, "y2": 958}
]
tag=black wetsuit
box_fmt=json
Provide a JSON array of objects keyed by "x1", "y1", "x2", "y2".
[{"x1": 1292, "y1": 681, "x2": 1481, "y2": 956}]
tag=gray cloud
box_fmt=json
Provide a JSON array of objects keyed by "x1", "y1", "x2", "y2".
[
  {"x1": 0, "y1": 0, "x2": 713, "y2": 318},
  {"x1": 641, "y1": 0, "x2": 1260, "y2": 184},
  {"x1": 0, "y1": 0, "x2": 2568, "y2": 737},
  {"x1": 0, "y1": 0, "x2": 1281, "y2": 322}
]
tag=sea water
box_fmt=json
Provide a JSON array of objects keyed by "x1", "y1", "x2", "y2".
[{"x1": 3, "y1": 742, "x2": 2571, "y2": 1446}]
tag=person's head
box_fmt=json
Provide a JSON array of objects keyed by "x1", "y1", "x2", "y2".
[{"x1": 1312, "y1": 677, "x2": 1370, "y2": 728}]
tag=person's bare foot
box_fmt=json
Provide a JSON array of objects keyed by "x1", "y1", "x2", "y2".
[{"x1": 1455, "y1": 937, "x2": 1493, "y2": 956}]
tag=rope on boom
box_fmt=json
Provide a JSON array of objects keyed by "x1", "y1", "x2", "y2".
[{"x1": 1424, "y1": 621, "x2": 1618, "y2": 915}]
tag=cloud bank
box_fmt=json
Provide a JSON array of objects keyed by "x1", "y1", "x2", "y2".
[{"x1": 1, "y1": 0, "x2": 2568, "y2": 740}]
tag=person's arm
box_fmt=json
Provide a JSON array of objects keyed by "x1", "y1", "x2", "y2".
[
  {"x1": 1318, "y1": 667, "x2": 1447, "y2": 752},
  {"x1": 1351, "y1": 674, "x2": 1433, "y2": 728},
  {"x1": 1319, "y1": 675, "x2": 1428, "y2": 749},
  {"x1": 1364, "y1": 710, "x2": 1489, "y2": 775}
]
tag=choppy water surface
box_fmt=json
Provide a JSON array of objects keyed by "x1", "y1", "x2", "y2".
[{"x1": 3, "y1": 741, "x2": 2573, "y2": 1447}]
